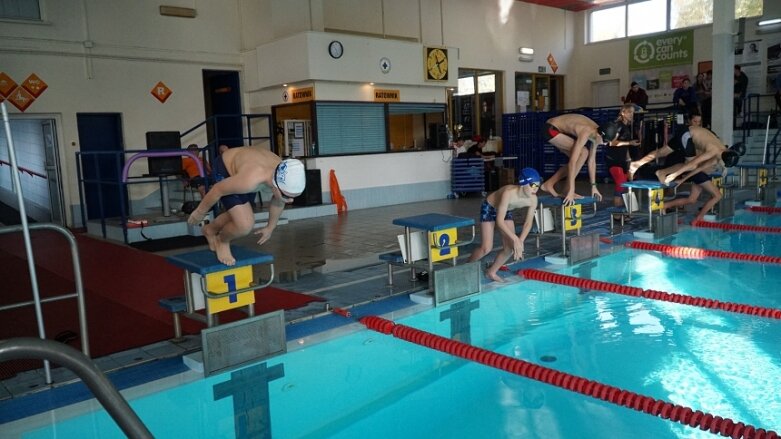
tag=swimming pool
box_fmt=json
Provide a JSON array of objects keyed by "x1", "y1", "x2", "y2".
[{"x1": 6, "y1": 228, "x2": 781, "y2": 438}]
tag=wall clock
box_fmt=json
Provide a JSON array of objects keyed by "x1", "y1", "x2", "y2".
[
  {"x1": 328, "y1": 40, "x2": 343, "y2": 59},
  {"x1": 425, "y1": 47, "x2": 448, "y2": 81}
]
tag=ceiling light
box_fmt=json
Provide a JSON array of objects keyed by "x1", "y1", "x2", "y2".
[{"x1": 758, "y1": 18, "x2": 781, "y2": 26}]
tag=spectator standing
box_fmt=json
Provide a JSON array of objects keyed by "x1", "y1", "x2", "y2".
[
  {"x1": 624, "y1": 82, "x2": 648, "y2": 110},
  {"x1": 734, "y1": 65, "x2": 748, "y2": 120}
]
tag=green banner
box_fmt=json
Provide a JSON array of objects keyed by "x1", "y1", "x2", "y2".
[{"x1": 628, "y1": 29, "x2": 693, "y2": 70}]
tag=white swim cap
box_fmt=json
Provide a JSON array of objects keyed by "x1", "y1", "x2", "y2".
[{"x1": 273, "y1": 159, "x2": 306, "y2": 198}]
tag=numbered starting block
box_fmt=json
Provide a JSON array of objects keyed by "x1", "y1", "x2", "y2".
[
  {"x1": 536, "y1": 196, "x2": 598, "y2": 264},
  {"x1": 165, "y1": 246, "x2": 275, "y2": 328}
]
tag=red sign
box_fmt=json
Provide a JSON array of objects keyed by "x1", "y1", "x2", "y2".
[
  {"x1": 8, "y1": 86, "x2": 35, "y2": 112},
  {"x1": 22, "y1": 73, "x2": 48, "y2": 97},
  {"x1": 547, "y1": 53, "x2": 559, "y2": 74},
  {"x1": 151, "y1": 81, "x2": 172, "y2": 103},
  {"x1": 0, "y1": 72, "x2": 17, "y2": 98}
]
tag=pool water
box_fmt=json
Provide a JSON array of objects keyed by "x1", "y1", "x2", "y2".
[{"x1": 13, "y1": 229, "x2": 781, "y2": 438}]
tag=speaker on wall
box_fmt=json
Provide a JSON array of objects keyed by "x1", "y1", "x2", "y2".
[
  {"x1": 293, "y1": 169, "x2": 323, "y2": 206},
  {"x1": 146, "y1": 131, "x2": 183, "y2": 176}
]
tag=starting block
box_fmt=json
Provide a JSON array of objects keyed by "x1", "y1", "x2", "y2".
[
  {"x1": 536, "y1": 196, "x2": 598, "y2": 264},
  {"x1": 165, "y1": 246, "x2": 275, "y2": 328}
]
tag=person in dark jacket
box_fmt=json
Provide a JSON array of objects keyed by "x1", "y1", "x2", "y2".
[{"x1": 624, "y1": 82, "x2": 648, "y2": 110}]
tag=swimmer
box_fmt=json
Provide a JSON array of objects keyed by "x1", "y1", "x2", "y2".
[
  {"x1": 187, "y1": 146, "x2": 305, "y2": 266},
  {"x1": 468, "y1": 167, "x2": 541, "y2": 282}
]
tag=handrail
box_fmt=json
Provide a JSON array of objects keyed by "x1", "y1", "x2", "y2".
[
  {"x1": 121, "y1": 150, "x2": 203, "y2": 182},
  {"x1": 0, "y1": 224, "x2": 90, "y2": 359},
  {"x1": 0, "y1": 159, "x2": 47, "y2": 179},
  {"x1": 0, "y1": 338, "x2": 153, "y2": 439}
]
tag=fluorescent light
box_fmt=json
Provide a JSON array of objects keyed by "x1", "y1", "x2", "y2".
[
  {"x1": 758, "y1": 18, "x2": 781, "y2": 26},
  {"x1": 519, "y1": 47, "x2": 534, "y2": 55}
]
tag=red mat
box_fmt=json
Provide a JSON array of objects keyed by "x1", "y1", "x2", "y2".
[{"x1": 0, "y1": 230, "x2": 323, "y2": 379}]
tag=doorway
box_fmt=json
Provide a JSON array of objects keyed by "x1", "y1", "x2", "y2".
[
  {"x1": 202, "y1": 70, "x2": 243, "y2": 148},
  {"x1": 591, "y1": 80, "x2": 620, "y2": 108},
  {"x1": 448, "y1": 69, "x2": 503, "y2": 140},
  {"x1": 76, "y1": 113, "x2": 126, "y2": 220},
  {"x1": 514, "y1": 73, "x2": 564, "y2": 112}
]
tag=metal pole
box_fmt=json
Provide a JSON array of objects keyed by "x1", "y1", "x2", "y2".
[
  {"x1": 1, "y1": 102, "x2": 52, "y2": 383},
  {"x1": 764, "y1": 115, "x2": 770, "y2": 165}
]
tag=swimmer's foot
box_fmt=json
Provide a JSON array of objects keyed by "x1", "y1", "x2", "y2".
[
  {"x1": 203, "y1": 223, "x2": 218, "y2": 252},
  {"x1": 214, "y1": 240, "x2": 236, "y2": 266},
  {"x1": 486, "y1": 271, "x2": 505, "y2": 283},
  {"x1": 540, "y1": 181, "x2": 559, "y2": 197},
  {"x1": 655, "y1": 170, "x2": 666, "y2": 184}
]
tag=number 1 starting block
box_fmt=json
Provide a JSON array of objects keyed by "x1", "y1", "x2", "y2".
[{"x1": 165, "y1": 246, "x2": 275, "y2": 328}]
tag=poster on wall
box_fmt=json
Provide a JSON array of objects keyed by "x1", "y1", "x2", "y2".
[
  {"x1": 735, "y1": 39, "x2": 763, "y2": 96},
  {"x1": 767, "y1": 36, "x2": 781, "y2": 94},
  {"x1": 628, "y1": 29, "x2": 694, "y2": 105}
]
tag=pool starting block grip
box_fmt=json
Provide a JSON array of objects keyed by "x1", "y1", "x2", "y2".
[
  {"x1": 537, "y1": 196, "x2": 598, "y2": 206},
  {"x1": 166, "y1": 246, "x2": 275, "y2": 317}
]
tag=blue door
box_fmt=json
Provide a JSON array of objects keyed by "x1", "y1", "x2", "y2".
[
  {"x1": 203, "y1": 70, "x2": 242, "y2": 147},
  {"x1": 77, "y1": 113, "x2": 126, "y2": 220}
]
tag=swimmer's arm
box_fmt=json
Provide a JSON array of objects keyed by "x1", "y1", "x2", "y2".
[
  {"x1": 587, "y1": 148, "x2": 603, "y2": 201},
  {"x1": 493, "y1": 193, "x2": 517, "y2": 242},
  {"x1": 676, "y1": 158, "x2": 717, "y2": 186},
  {"x1": 518, "y1": 198, "x2": 537, "y2": 243},
  {"x1": 566, "y1": 132, "x2": 590, "y2": 195}
]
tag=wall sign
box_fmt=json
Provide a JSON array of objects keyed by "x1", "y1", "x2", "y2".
[
  {"x1": 151, "y1": 81, "x2": 173, "y2": 103},
  {"x1": 0, "y1": 72, "x2": 48, "y2": 112},
  {"x1": 290, "y1": 87, "x2": 314, "y2": 103},
  {"x1": 629, "y1": 29, "x2": 693, "y2": 70},
  {"x1": 373, "y1": 88, "x2": 400, "y2": 102}
]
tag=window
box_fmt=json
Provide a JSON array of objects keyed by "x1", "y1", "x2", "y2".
[
  {"x1": 315, "y1": 103, "x2": 386, "y2": 155},
  {"x1": 0, "y1": 0, "x2": 41, "y2": 20},
  {"x1": 589, "y1": 0, "x2": 762, "y2": 43}
]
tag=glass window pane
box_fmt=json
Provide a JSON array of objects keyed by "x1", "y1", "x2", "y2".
[
  {"x1": 589, "y1": 6, "x2": 626, "y2": 43},
  {"x1": 455, "y1": 76, "x2": 474, "y2": 96},
  {"x1": 736, "y1": 0, "x2": 762, "y2": 18},
  {"x1": 628, "y1": 0, "x2": 667, "y2": 36},
  {"x1": 671, "y1": 0, "x2": 712, "y2": 29},
  {"x1": 477, "y1": 74, "x2": 495, "y2": 94},
  {"x1": 0, "y1": 0, "x2": 41, "y2": 20}
]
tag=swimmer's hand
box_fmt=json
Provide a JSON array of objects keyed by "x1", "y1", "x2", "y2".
[
  {"x1": 563, "y1": 190, "x2": 581, "y2": 206},
  {"x1": 512, "y1": 239, "x2": 524, "y2": 261},
  {"x1": 591, "y1": 186, "x2": 603, "y2": 201},
  {"x1": 254, "y1": 226, "x2": 273, "y2": 246},
  {"x1": 187, "y1": 207, "x2": 208, "y2": 225}
]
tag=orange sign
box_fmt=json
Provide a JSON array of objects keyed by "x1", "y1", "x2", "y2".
[
  {"x1": 22, "y1": 73, "x2": 48, "y2": 97},
  {"x1": 9, "y1": 87, "x2": 35, "y2": 112},
  {"x1": 0, "y1": 72, "x2": 17, "y2": 98},
  {"x1": 151, "y1": 81, "x2": 173, "y2": 103},
  {"x1": 547, "y1": 53, "x2": 559, "y2": 74}
]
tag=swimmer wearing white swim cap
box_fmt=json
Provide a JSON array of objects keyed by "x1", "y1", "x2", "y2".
[{"x1": 187, "y1": 146, "x2": 307, "y2": 266}]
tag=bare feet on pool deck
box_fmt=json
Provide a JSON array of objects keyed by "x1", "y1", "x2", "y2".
[
  {"x1": 486, "y1": 271, "x2": 505, "y2": 283},
  {"x1": 540, "y1": 181, "x2": 559, "y2": 197},
  {"x1": 214, "y1": 240, "x2": 236, "y2": 266},
  {"x1": 203, "y1": 224, "x2": 218, "y2": 252}
]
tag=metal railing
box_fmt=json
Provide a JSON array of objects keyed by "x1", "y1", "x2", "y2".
[{"x1": 0, "y1": 338, "x2": 152, "y2": 439}]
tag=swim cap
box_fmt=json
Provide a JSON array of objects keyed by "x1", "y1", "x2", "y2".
[
  {"x1": 273, "y1": 159, "x2": 306, "y2": 197},
  {"x1": 598, "y1": 121, "x2": 619, "y2": 142},
  {"x1": 518, "y1": 167, "x2": 542, "y2": 186},
  {"x1": 729, "y1": 142, "x2": 746, "y2": 156},
  {"x1": 721, "y1": 150, "x2": 740, "y2": 168}
]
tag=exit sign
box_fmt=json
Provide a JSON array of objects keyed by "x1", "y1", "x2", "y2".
[{"x1": 537, "y1": 66, "x2": 547, "y2": 73}]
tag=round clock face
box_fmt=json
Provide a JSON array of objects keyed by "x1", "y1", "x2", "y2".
[
  {"x1": 328, "y1": 41, "x2": 343, "y2": 59},
  {"x1": 427, "y1": 48, "x2": 448, "y2": 80}
]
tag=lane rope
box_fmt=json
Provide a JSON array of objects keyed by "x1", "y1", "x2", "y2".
[
  {"x1": 519, "y1": 269, "x2": 781, "y2": 320},
  {"x1": 692, "y1": 220, "x2": 781, "y2": 234},
  {"x1": 626, "y1": 241, "x2": 781, "y2": 265},
  {"x1": 356, "y1": 314, "x2": 777, "y2": 438},
  {"x1": 747, "y1": 206, "x2": 781, "y2": 214}
]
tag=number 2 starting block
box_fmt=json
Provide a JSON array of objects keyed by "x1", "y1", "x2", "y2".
[{"x1": 165, "y1": 246, "x2": 275, "y2": 328}]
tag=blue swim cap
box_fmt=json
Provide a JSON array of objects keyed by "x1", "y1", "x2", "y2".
[{"x1": 518, "y1": 167, "x2": 542, "y2": 186}]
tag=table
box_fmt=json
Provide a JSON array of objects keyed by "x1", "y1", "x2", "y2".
[
  {"x1": 536, "y1": 196, "x2": 598, "y2": 255},
  {"x1": 622, "y1": 180, "x2": 667, "y2": 232},
  {"x1": 392, "y1": 213, "x2": 475, "y2": 292}
]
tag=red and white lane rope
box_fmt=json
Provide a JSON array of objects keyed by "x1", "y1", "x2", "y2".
[
  {"x1": 519, "y1": 269, "x2": 781, "y2": 320},
  {"x1": 692, "y1": 220, "x2": 781, "y2": 234},
  {"x1": 357, "y1": 315, "x2": 777, "y2": 438},
  {"x1": 747, "y1": 206, "x2": 781, "y2": 214},
  {"x1": 626, "y1": 241, "x2": 781, "y2": 265}
]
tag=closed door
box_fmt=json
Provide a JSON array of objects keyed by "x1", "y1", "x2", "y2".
[
  {"x1": 591, "y1": 80, "x2": 620, "y2": 108},
  {"x1": 76, "y1": 113, "x2": 126, "y2": 220}
]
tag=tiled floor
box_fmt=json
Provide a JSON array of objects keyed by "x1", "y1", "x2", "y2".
[{"x1": 1, "y1": 182, "x2": 754, "y2": 407}]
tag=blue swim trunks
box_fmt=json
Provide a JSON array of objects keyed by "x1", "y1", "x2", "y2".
[
  {"x1": 213, "y1": 155, "x2": 256, "y2": 210},
  {"x1": 480, "y1": 200, "x2": 513, "y2": 223}
]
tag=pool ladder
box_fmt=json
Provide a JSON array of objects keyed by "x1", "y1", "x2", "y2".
[{"x1": 0, "y1": 337, "x2": 152, "y2": 438}]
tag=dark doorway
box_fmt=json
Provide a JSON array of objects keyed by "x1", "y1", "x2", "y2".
[
  {"x1": 202, "y1": 70, "x2": 242, "y2": 148},
  {"x1": 76, "y1": 113, "x2": 126, "y2": 220}
]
